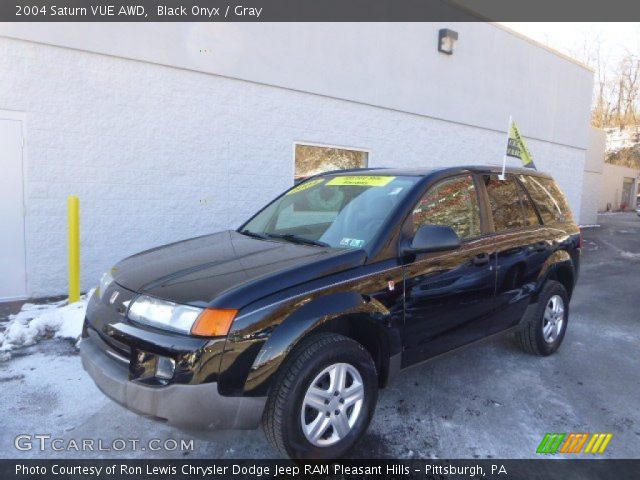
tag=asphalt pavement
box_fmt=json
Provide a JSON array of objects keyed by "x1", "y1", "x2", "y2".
[{"x1": 1, "y1": 213, "x2": 638, "y2": 459}]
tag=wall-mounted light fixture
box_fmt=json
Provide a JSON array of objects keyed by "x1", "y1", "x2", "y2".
[{"x1": 438, "y1": 28, "x2": 458, "y2": 55}]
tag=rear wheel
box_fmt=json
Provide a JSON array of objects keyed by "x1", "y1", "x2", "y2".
[
  {"x1": 515, "y1": 280, "x2": 569, "y2": 356},
  {"x1": 262, "y1": 333, "x2": 378, "y2": 459}
]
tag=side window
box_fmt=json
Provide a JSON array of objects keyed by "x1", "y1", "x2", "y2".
[
  {"x1": 412, "y1": 175, "x2": 481, "y2": 240},
  {"x1": 517, "y1": 181, "x2": 541, "y2": 226},
  {"x1": 483, "y1": 174, "x2": 525, "y2": 231},
  {"x1": 519, "y1": 175, "x2": 572, "y2": 224}
]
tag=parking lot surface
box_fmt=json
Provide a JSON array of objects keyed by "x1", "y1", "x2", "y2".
[{"x1": 1, "y1": 213, "x2": 639, "y2": 459}]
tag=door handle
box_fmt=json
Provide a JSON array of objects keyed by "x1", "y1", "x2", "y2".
[
  {"x1": 530, "y1": 241, "x2": 547, "y2": 252},
  {"x1": 503, "y1": 246, "x2": 524, "y2": 255},
  {"x1": 473, "y1": 252, "x2": 490, "y2": 266}
]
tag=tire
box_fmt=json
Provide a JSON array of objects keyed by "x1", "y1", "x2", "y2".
[
  {"x1": 262, "y1": 333, "x2": 378, "y2": 459},
  {"x1": 515, "y1": 280, "x2": 569, "y2": 356}
]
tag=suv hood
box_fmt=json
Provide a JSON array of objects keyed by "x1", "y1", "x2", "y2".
[{"x1": 112, "y1": 230, "x2": 366, "y2": 308}]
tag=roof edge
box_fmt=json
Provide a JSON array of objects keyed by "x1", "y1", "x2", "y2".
[{"x1": 492, "y1": 23, "x2": 595, "y2": 73}]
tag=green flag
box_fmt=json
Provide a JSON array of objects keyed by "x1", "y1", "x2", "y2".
[{"x1": 506, "y1": 121, "x2": 536, "y2": 169}]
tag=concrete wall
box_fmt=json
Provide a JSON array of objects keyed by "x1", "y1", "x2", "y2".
[
  {"x1": 0, "y1": 24, "x2": 594, "y2": 297},
  {"x1": 580, "y1": 127, "x2": 605, "y2": 225},
  {"x1": 599, "y1": 163, "x2": 640, "y2": 212}
]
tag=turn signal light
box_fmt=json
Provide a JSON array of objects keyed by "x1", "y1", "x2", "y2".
[{"x1": 190, "y1": 308, "x2": 238, "y2": 337}]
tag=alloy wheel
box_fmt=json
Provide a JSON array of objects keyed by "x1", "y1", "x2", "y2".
[
  {"x1": 542, "y1": 294, "x2": 565, "y2": 343},
  {"x1": 300, "y1": 362, "x2": 364, "y2": 447}
]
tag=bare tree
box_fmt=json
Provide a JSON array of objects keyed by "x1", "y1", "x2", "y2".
[{"x1": 562, "y1": 29, "x2": 640, "y2": 168}]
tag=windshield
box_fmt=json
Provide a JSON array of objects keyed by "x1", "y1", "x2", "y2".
[{"x1": 241, "y1": 175, "x2": 420, "y2": 249}]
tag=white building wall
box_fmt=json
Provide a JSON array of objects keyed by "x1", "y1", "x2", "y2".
[
  {"x1": 580, "y1": 127, "x2": 605, "y2": 225},
  {"x1": 581, "y1": 173, "x2": 602, "y2": 224},
  {"x1": 0, "y1": 24, "x2": 593, "y2": 297},
  {"x1": 599, "y1": 163, "x2": 640, "y2": 212},
  {"x1": 0, "y1": 22, "x2": 594, "y2": 149}
]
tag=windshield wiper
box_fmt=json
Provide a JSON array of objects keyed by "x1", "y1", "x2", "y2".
[
  {"x1": 241, "y1": 229, "x2": 330, "y2": 247},
  {"x1": 265, "y1": 233, "x2": 330, "y2": 247},
  {"x1": 239, "y1": 229, "x2": 269, "y2": 240}
]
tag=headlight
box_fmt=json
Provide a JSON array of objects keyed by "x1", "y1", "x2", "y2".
[
  {"x1": 96, "y1": 270, "x2": 114, "y2": 299},
  {"x1": 127, "y1": 295, "x2": 237, "y2": 337},
  {"x1": 128, "y1": 295, "x2": 202, "y2": 334}
]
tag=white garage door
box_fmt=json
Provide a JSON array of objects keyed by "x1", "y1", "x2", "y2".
[{"x1": 0, "y1": 117, "x2": 27, "y2": 300}]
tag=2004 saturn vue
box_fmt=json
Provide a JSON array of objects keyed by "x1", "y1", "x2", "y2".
[{"x1": 80, "y1": 166, "x2": 581, "y2": 459}]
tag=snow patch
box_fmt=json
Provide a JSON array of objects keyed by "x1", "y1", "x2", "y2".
[
  {"x1": 605, "y1": 127, "x2": 640, "y2": 155},
  {"x1": 621, "y1": 251, "x2": 640, "y2": 259},
  {"x1": 0, "y1": 289, "x2": 94, "y2": 355}
]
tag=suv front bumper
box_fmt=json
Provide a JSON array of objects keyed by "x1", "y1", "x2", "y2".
[{"x1": 79, "y1": 333, "x2": 265, "y2": 430}]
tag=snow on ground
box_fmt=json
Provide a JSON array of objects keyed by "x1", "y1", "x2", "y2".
[
  {"x1": 605, "y1": 126, "x2": 640, "y2": 155},
  {"x1": 0, "y1": 289, "x2": 94, "y2": 357}
]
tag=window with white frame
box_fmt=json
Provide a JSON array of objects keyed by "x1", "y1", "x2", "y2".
[{"x1": 294, "y1": 143, "x2": 368, "y2": 181}]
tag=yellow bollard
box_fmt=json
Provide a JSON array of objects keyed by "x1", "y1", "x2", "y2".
[{"x1": 68, "y1": 195, "x2": 80, "y2": 303}]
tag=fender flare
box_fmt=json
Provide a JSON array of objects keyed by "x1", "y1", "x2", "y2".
[
  {"x1": 243, "y1": 291, "x2": 400, "y2": 395},
  {"x1": 532, "y1": 249, "x2": 574, "y2": 303}
]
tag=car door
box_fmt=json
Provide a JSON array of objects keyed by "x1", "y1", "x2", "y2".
[
  {"x1": 401, "y1": 174, "x2": 497, "y2": 367},
  {"x1": 480, "y1": 174, "x2": 549, "y2": 330}
]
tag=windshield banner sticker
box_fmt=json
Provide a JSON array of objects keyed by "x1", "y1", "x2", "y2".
[
  {"x1": 286, "y1": 178, "x2": 325, "y2": 195},
  {"x1": 327, "y1": 176, "x2": 396, "y2": 187}
]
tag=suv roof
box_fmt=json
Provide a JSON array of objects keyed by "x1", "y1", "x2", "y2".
[{"x1": 318, "y1": 165, "x2": 553, "y2": 179}]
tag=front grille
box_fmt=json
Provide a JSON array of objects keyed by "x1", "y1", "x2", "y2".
[
  {"x1": 87, "y1": 327, "x2": 131, "y2": 364},
  {"x1": 85, "y1": 282, "x2": 138, "y2": 360},
  {"x1": 103, "y1": 332, "x2": 132, "y2": 358},
  {"x1": 104, "y1": 348, "x2": 129, "y2": 365}
]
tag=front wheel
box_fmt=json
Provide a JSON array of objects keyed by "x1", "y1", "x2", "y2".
[{"x1": 262, "y1": 333, "x2": 378, "y2": 459}]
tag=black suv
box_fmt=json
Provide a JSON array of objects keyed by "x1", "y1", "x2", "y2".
[{"x1": 81, "y1": 166, "x2": 580, "y2": 458}]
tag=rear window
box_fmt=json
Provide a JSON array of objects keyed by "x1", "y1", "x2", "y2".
[{"x1": 519, "y1": 175, "x2": 573, "y2": 224}]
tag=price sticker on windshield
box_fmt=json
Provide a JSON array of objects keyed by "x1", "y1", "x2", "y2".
[
  {"x1": 286, "y1": 178, "x2": 325, "y2": 195},
  {"x1": 326, "y1": 176, "x2": 395, "y2": 187}
]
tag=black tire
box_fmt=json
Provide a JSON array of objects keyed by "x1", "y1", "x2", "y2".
[
  {"x1": 262, "y1": 333, "x2": 378, "y2": 459},
  {"x1": 515, "y1": 280, "x2": 569, "y2": 356}
]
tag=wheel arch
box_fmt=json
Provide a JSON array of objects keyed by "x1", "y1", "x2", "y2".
[
  {"x1": 310, "y1": 312, "x2": 399, "y2": 389},
  {"x1": 547, "y1": 263, "x2": 575, "y2": 298},
  {"x1": 243, "y1": 291, "x2": 401, "y2": 396},
  {"x1": 534, "y1": 249, "x2": 575, "y2": 301}
]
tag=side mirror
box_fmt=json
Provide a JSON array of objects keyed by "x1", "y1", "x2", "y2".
[{"x1": 402, "y1": 224, "x2": 461, "y2": 255}]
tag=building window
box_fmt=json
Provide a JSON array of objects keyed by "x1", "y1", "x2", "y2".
[{"x1": 294, "y1": 143, "x2": 368, "y2": 181}]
